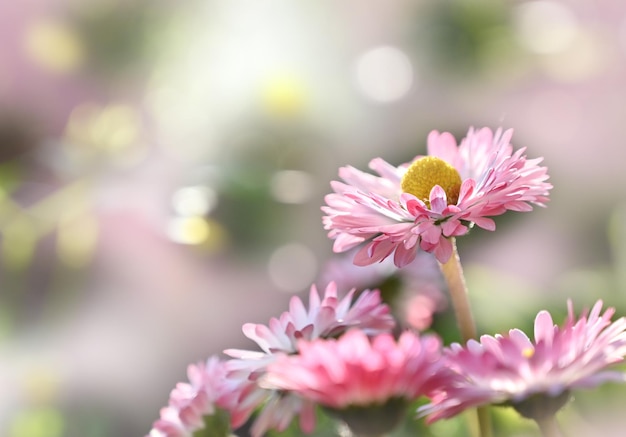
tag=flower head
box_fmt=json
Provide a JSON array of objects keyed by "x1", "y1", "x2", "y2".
[
  {"x1": 222, "y1": 282, "x2": 395, "y2": 437},
  {"x1": 264, "y1": 329, "x2": 445, "y2": 407},
  {"x1": 263, "y1": 329, "x2": 446, "y2": 435},
  {"x1": 419, "y1": 300, "x2": 626, "y2": 423},
  {"x1": 322, "y1": 127, "x2": 551, "y2": 266},
  {"x1": 147, "y1": 356, "x2": 228, "y2": 437}
]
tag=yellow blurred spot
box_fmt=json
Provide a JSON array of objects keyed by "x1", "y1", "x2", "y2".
[
  {"x1": 522, "y1": 347, "x2": 535, "y2": 358},
  {"x1": 167, "y1": 216, "x2": 210, "y2": 245},
  {"x1": 261, "y1": 75, "x2": 307, "y2": 116},
  {"x1": 199, "y1": 219, "x2": 228, "y2": 253},
  {"x1": 67, "y1": 103, "x2": 140, "y2": 151},
  {"x1": 65, "y1": 103, "x2": 145, "y2": 166},
  {"x1": 24, "y1": 19, "x2": 84, "y2": 74},
  {"x1": 95, "y1": 104, "x2": 141, "y2": 152},
  {"x1": 167, "y1": 216, "x2": 227, "y2": 251},
  {"x1": 21, "y1": 368, "x2": 62, "y2": 404},
  {"x1": 10, "y1": 407, "x2": 64, "y2": 437},
  {"x1": 2, "y1": 220, "x2": 38, "y2": 270},
  {"x1": 56, "y1": 214, "x2": 99, "y2": 268}
]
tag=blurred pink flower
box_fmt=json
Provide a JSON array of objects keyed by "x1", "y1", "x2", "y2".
[
  {"x1": 404, "y1": 289, "x2": 443, "y2": 331},
  {"x1": 419, "y1": 300, "x2": 626, "y2": 423},
  {"x1": 222, "y1": 282, "x2": 395, "y2": 437},
  {"x1": 318, "y1": 250, "x2": 447, "y2": 331},
  {"x1": 262, "y1": 329, "x2": 446, "y2": 435},
  {"x1": 322, "y1": 127, "x2": 551, "y2": 266},
  {"x1": 147, "y1": 356, "x2": 227, "y2": 437}
]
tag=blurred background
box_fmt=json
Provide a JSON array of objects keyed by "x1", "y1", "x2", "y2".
[{"x1": 2, "y1": 0, "x2": 626, "y2": 436}]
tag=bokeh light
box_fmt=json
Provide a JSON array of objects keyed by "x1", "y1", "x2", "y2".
[
  {"x1": 171, "y1": 186, "x2": 218, "y2": 217},
  {"x1": 267, "y1": 242, "x2": 318, "y2": 292},
  {"x1": 64, "y1": 103, "x2": 146, "y2": 167},
  {"x1": 24, "y1": 19, "x2": 84, "y2": 74},
  {"x1": 354, "y1": 46, "x2": 415, "y2": 103},
  {"x1": 167, "y1": 216, "x2": 210, "y2": 245},
  {"x1": 269, "y1": 170, "x2": 314, "y2": 204},
  {"x1": 512, "y1": 1, "x2": 578, "y2": 54}
]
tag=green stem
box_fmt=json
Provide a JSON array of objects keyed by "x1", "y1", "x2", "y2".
[
  {"x1": 438, "y1": 237, "x2": 476, "y2": 342},
  {"x1": 438, "y1": 237, "x2": 492, "y2": 437},
  {"x1": 536, "y1": 416, "x2": 564, "y2": 437},
  {"x1": 476, "y1": 408, "x2": 492, "y2": 437}
]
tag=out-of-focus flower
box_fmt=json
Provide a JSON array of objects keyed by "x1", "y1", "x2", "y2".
[
  {"x1": 403, "y1": 288, "x2": 444, "y2": 331},
  {"x1": 318, "y1": 250, "x2": 446, "y2": 331},
  {"x1": 322, "y1": 127, "x2": 551, "y2": 266},
  {"x1": 147, "y1": 356, "x2": 227, "y2": 437},
  {"x1": 263, "y1": 329, "x2": 446, "y2": 436},
  {"x1": 419, "y1": 300, "x2": 626, "y2": 423},
  {"x1": 222, "y1": 282, "x2": 395, "y2": 437}
]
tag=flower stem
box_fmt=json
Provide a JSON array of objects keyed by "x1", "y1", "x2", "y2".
[
  {"x1": 438, "y1": 237, "x2": 476, "y2": 342},
  {"x1": 475, "y1": 408, "x2": 492, "y2": 437},
  {"x1": 438, "y1": 237, "x2": 492, "y2": 437},
  {"x1": 536, "y1": 416, "x2": 565, "y2": 437}
]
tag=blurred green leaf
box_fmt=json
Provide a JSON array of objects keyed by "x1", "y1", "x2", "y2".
[{"x1": 194, "y1": 410, "x2": 232, "y2": 437}]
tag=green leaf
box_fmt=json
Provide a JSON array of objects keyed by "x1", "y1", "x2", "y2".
[{"x1": 193, "y1": 410, "x2": 232, "y2": 437}]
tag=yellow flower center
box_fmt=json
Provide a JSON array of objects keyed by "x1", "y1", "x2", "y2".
[
  {"x1": 522, "y1": 347, "x2": 535, "y2": 358},
  {"x1": 400, "y1": 156, "x2": 462, "y2": 206}
]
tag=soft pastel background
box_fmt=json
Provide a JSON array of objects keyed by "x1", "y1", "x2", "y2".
[{"x1": 2, "y1": 0, "x2": 626, "y2": 436}]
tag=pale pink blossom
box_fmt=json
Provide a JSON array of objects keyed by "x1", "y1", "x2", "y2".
[
  {"x1": 147, "y1": 356, "x2": 227, "y2": 437},
  {"x1": 263, "y1": 329, "x2": 446, "y2": 408},
  {"x1": 419, "y1": 300, "x2": 626, "y2": 423},
  {"x1": 322, "y1": 127, "x2": 551, "y2": 266},
  {"x1": 222, "y1": 282, "x2": 395, "y2": 437}
]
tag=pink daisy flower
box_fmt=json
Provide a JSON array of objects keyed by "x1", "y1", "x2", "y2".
[
  {"x1": 322, "y1": 127, "x2": 551, "y2": 266},
  {"x1": 147, "y1": 356, "x2": 228, "y2": 437},
  {"x1": 419, "y1": 300, "x2": 626, "y2": 423},
  {"x1": 262, "y1": 329, "x2": 447, "y2": 436},
  {"x1": 222, "y1": 282, "x2": 395, "y2": 437}
]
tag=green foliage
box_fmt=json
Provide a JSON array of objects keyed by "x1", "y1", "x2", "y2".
[
  {"x1": 73, "y1": 0, "x2": 174, "y2": 76},
  {"x1": 194, "y1": 410, "x2": 232, "y2": 437},
  {"x1": 267, "y1": 407, "x2": 338, "y2": 437},
  {"x1": 413, "y1": 0, "x2": 517, "y2": 77}
]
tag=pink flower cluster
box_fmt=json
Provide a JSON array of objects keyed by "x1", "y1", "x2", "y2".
[
  {"x1": 222, "y1": 282, "x2": 394, "y2": 436},
  {"x1": 147, "y1": 294, "x2": 626, "y2": 436},
  {"x1": 146, "y1": 282, "x2": 396, "y2": 437}
]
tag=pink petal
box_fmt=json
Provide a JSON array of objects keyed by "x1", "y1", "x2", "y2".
[{"x1": 534, "y1": 311, "x2": 555, "y2": 346}]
